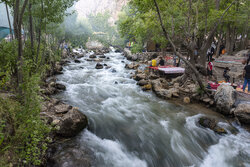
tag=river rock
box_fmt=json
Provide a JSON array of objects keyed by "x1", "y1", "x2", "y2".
[
  {"x1": 56, "y1": 107, "x2": 88, "y2": 137},
  {"x1": 115, "y1": 48, "x2": 122, "y2": 53},
  {"x1": 215, "y1": 84, "x2": 236, "y2": 115},
  {"x1": 55, "y1": 83, "x2": 66, "y2": 91},
  {"x1": 55, "y1": 103, "x2": 72, "y2": 114},
  {"x1": 131, "y1": 54, "x2": 138, "y2": 61},
  {"x1": 50, "y1": 147, "x2": 92, "y2": 167},
  {"x1": 89, "y1": 55, "x2": 97, "y2": 59},
  {"x1": 198, "y1": 117, "x2": 227, "y2": 135},
  {"x1": 95, "y1": 63, "x2": 103, "y2": 69},
  {"x1": 74, "y1": 60, "x2": 81, "y2": 63},
  {"x1": 148, "y1": 74, "x2": 159, "y2": 80},
  {"x1": 142, "y1": 84, "x2": 152, "y2": 91},
  {"x1": 234, "y1": 103, "x2": 250, "y2": 124},
  {"x1": 99, "y1": 55, "x2": 106, "y2": 58},
  {"x1": 183, "y1": 97, "x2": 191, "y2": 104},
  {"x1": 135, "y1": 74, "x2": 146, "y2": 81},
  {"x1": 125, "y1": 63, "x2": 139, "y2": 70},
  {"x1": 137, "y1": 79, "x2": 149, "y2": 86}
]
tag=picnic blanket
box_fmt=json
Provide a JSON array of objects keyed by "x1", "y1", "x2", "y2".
[
  {"x1": 148, "y1": 65, "x2": 174, "y2": 70},
  {"x1": 158, "y1": 67, "x2": 185, "y2": 74}
]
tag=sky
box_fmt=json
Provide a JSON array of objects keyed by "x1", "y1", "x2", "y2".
[
  {"x1": 0, "y1": 3, "x2": 13, "y2": 27},
  {"x1": 75, "y1": 0, "x2": 116, "y2": 18}
]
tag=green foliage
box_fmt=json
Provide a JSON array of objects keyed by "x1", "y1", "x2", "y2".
[
  {"x1": 0, "y1": 41, "x2": 17, "y2": 89},
  {"x1": 118, "y1": 0, "x2": 250, "y2": 53}
]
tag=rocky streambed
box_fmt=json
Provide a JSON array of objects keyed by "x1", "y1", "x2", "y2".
[{"x1": 42, "y1": 48, "x2": 250, "y2": 167}]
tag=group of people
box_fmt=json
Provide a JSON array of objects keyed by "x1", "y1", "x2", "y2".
[
  {"x1": 151, "y1": 57, "x2": 165, "y2": 67},
  {"x1": 207, "y1": 52, "x2": 250, "y2": 93}
]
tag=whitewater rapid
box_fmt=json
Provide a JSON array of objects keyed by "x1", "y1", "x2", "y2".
[{"x1": 53, "y1": 49, "x2": 250, "y2": 167}]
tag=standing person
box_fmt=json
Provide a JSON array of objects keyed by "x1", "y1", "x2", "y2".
[
  {"x1": 176, "y1": 56, "x2": 180, "y2": 67},
  {"x1": 159, "y1": 57, "x2": 165, "y2": 66},
  {"x1": 173, "y1": 54, "x2": 177, "y2": 66},
  {"x1": 207, "y1": 48, "x2": 211, "y2": 61},
  {"x1": 223, "y1": 67, "x2": 230, "y2": 82},
  {"x1": 243, "y1": 61, "x2": 250, "y2": 93},
  {"x1": 246, "y1": 52, "x2": 250, "y2": 65},
  {"x1": 211, "y1": 42, "x2": 216, "y2": 55},
  {"x1": 207, "y1": 59, "x2": 215, "y2": 80}
]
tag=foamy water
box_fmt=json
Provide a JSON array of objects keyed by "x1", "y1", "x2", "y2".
[{"x1": 53, "y1": 49, "x2": 250, "y2": 167}]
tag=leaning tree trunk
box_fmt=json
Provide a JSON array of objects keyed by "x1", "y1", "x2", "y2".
[{"x1": 153, "y1": 0, "x2": 204, "y2": 89}]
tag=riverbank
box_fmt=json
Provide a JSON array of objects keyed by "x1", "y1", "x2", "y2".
[{"x1": 123, "y1": 48, "x2": 250, "y2": 127}]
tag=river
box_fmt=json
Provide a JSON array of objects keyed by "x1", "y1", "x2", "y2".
[{"x1": 53, "y1": 49, "x2": 250, "y2": 167}]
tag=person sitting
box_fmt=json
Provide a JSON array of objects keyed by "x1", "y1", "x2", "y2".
[
  {"x1": 159, "y1": 57, "x2": 165, "y2": 66},
  {"x1": 207, "y1": 59, "x2": 214, "y2": 80},
  {"x1": 223, "y1": 67, "x2": 230, "y2": 82},
  {"x1": 151, "y1": 59, "x2": 157, "y2": 67}
]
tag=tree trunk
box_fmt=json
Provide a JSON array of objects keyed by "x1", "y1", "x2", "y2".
[
  {"x1": 13, "y1": 0, "x2": 29, "y2": 95},
  {"x1": 28, "y1": 2, "x2": 35, "y2": 57},
  {"x1": 225, "y1": 24, "x2": 231, "y2": 54},
  {"x1": 153, "y1": 0, "x2": 205, "y2": 89},
  {"x1": 36, "y1": 0, "x2": 44, "y2": 64},
  {"x1": 199, "y1": 1, "x2": 236, "y2": 65},
  {"x1": 216, "y1": 32, "x2": 223, "y2": 57},
  {"x1": 5, "y1": 3, "x2": 13, "y2": 41},
  {"x1": 215, "y1": 0, "x2": 220, "y2": 10}
]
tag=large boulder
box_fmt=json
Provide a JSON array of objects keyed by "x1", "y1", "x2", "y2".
[
  {"x1": 214, "y1": 84, "x2": 236, "y2": 115},
  {"x1": 234, "y1": 103, "x2": 250, "y2": 124},
  {"x1": 56, "y1": 107, "x2": 88, "y2": 137},
  {"x1": 151, "y1": 79, "x2": 172, "y2": 99}
]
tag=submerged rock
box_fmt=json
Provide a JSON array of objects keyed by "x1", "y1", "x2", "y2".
[
  {"x1": 99, "y1": 55, "x2": 106, "y2": 58},
  {"x1": 234, "y1": 103, "x2": 250, "y2": 124},
  {"x1": 89, "y1": 55, "x2": 97, "y2": 59},
  {"x1": 95, "y1": 63, "x2": 103, "y2": 69},
  {"x1": 215, "y1": 85, "x2": 236, "y2": 115},
  {"x1": 198, "y1": 117, "x2": 227, "y2": 135},
  {"x1": 74, "y1": 60, "x2": 81, "y2": 63}
]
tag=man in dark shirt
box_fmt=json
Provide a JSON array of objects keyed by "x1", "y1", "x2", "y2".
[
  {"x1": 223, "y1": 67, "x2": 230, "y2": 82},
  {"x1": 243, "y1": 63, "x2": 250, "y2": 93},
  {"x1": 159, "y1": 57, "x2": 165, "y2": 66}
]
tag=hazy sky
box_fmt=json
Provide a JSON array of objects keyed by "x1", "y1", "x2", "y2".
[
  {"x1": 75, "y1": 0, "x2": 115, "y2": 18},
  {"x1": 0, "y1": 3, "x2": 13, "y2": 27}
]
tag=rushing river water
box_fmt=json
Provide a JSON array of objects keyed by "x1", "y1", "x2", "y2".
[{"x1": 53, "y1": 49, "x2": 250, "y2": 167}]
